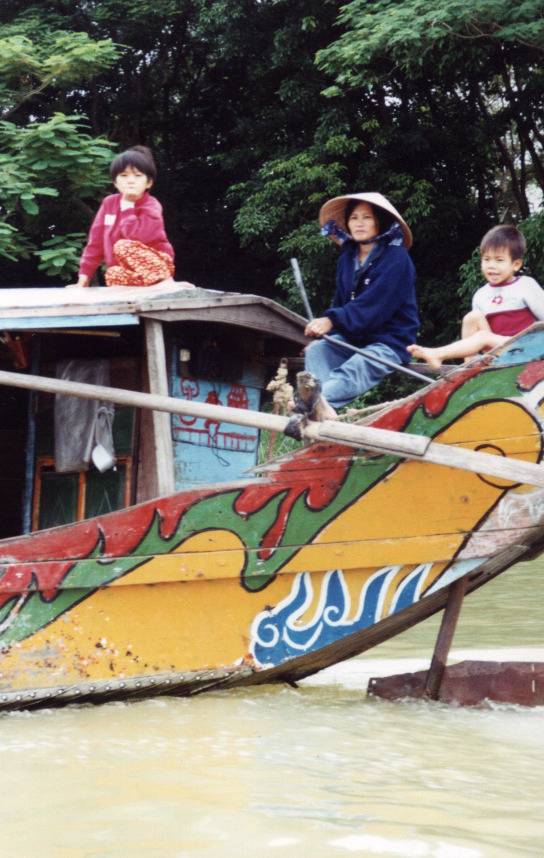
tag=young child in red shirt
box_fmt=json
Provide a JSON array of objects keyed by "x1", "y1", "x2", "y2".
[
  {"x1": 408, "y1": 225, "x2": 544, "y2": 368},
  {"x1": 69, "y1": 145, "x2": 175, "y2": 287}
]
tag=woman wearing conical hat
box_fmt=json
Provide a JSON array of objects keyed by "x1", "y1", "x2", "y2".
[{"x1": 305, "y1": 192, "x2": 419, "y2": 415}]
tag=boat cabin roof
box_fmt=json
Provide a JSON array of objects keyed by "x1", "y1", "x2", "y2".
[{"x1": 0, "y1": 284, "x2": 307, "y2": 344}]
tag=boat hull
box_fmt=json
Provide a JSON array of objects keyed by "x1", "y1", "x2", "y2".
[{"x1": 2, "y1": 329, "x2": 544, "y2": 709}]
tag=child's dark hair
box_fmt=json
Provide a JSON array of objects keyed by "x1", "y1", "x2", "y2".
[
  {"x1": 480, "y1": 224, "x2": 526, "y2": 260},
  {"x1": 110, "y1": 145, "x2": 157, "y2": 182},
  {"x1": 344, "y1": 199, "x2": 396, "y2": 236}
]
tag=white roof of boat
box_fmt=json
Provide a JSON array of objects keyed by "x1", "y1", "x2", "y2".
[
  {"x1": 0, "y1": 283, "x2": 307, "y2": 342},
  {"x1": 0, "y1": 282, "x2": 193, "y2": 314}
]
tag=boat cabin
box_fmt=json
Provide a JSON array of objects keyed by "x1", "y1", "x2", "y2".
[{"x1": 0, "y1": 284, "x2": 306, "y2": 540}]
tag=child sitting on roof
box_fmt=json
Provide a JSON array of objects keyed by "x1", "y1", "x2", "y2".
[
  {"x1": 68, "y1": 145, "x2": 176, "y2": 288},
  {"x1": 408, "y1": 225, "x2": 544, "y2": 369}
]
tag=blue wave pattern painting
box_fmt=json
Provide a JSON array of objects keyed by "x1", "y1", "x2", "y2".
[{"x1": 250, "y1": 560, "x2": 481, "y2": 668}]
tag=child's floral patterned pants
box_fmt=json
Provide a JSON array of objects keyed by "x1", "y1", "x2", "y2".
[{"x1": 105, "y1": 240, "x2": 174, "y2": 286}]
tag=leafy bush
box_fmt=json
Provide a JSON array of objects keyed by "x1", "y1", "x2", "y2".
[
  {"x1": 0, "y1": 114, "x2": 114, "y2": 279},
  {"x1": 0, "y1": 15, "x2": 118, "y2": 284},
  {"x1": 34, "y1": 233, "x2": 87, "y2": 279}
]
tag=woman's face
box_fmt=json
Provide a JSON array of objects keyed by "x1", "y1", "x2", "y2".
[{"x1": 347, "y1": 202, "x2": 379, "y2": 243}]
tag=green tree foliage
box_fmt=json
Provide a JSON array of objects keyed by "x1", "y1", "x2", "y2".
[
  {"x1": 312, "y1": 0, "x2": 544, "y2": 341},
  {"x1": 4, "y1": 0, "x2": 344, "y2": 288},
  {"x1": 0, "y1": 7, "x2": 118, "y2": 280},
  {"x1": 0, "y1": 0, "x2": 542, "y2": 369},
  {"x1": 318, "y1": 0, "x2": 544, "y2": 216},
  {"x1": 0, "y1": 114, "x2": 114, "y2": 279},
  {"x1": 0, "y1": 26, "x2": 118, "y2": 118}
]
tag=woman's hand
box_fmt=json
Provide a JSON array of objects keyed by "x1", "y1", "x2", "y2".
[{"x1": 304, "y1": 316, "x2": 333, "y2": 338}]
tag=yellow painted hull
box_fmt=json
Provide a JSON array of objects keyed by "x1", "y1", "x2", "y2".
[{"x1": 2, "y1": 330, "x2": 544, "y2": 708}]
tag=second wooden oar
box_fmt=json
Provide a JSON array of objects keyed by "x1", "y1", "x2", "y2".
[
  {"x1": 0, "y1": 368, "x2": 543, "y2": 488},
  {"x1": 290, "y1": 257, "x2": 431, "y2": 385}
]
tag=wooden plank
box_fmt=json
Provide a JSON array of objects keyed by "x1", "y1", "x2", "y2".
[
  {"x1": 0, "y1": 305, "x2": 140, "y2": 318},
  {"x1": 22, "y1": 338, "x2": 41, "y2": 534},
  {"x1": 369, "y1": 661, "x2": 544, "y2": 707},
  {"x1": 143, "y1": 319, "x2": 175, "y2": 495},
  {"x1": 0, "y1": 367, "x2": 289, "y2": 428},
  {"x1": 0, "y1": 284, "x2": 183, "y2": 314},
  {"x1": 136, "y1": 383, "x2": 159, "y2": 502},
  {"x1": 306, "y1": 420, "x2": 544, "y2": 487},
  {"x1": 136, "y1": 292, "x2": 282, "y2": 310},
  {"x1": 137, "y1": 293, "x2": 260, "y2": 312},
  {"x1": 305, "y1": 420, "x2": 431, "y2": 454},
  {"x1": 140, "y1": 305, "x2": 307, "y2": 344},
  {"x1": 139, "y1": 292, "x2": 307, "y2": 324},
  {"x1": 424, "y1": 575, "x2": 467, "y2": 699}
]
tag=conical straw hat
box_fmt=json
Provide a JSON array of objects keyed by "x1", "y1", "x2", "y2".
[{"x1": 319, "y1": 192, "x2": 412, "y2": 248}]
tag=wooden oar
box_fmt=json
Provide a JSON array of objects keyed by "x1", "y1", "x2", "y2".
[
  {"x1": 290, "y1": 257, "x2": 431, "y2": 385},
  {"x1": 303, "y1": 420, "x2": 544, "y2": 486},
  {"x1": 0, "y1": 368, "x2": 543, "y2": 488}
]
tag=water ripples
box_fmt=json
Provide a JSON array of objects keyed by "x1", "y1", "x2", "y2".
[{"x1": 0, "y1": 561, "x2": 543, "y2": 855}]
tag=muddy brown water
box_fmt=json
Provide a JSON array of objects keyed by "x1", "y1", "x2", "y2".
[{"x1": 1, "y1": 559, "x2": 543, "y2": 857}]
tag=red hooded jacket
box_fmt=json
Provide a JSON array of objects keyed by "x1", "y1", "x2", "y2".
[{"x1": 79, "y1": 191, "x2": 174, "y2": 279}]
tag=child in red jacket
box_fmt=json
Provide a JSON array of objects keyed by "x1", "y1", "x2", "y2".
[{"x1": 69, "y1": 146, "x2": 175, "y2": 287}]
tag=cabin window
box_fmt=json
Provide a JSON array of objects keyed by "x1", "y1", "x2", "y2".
[
  {"x1": 32, "y1": 458, "x2": 132, "y2": 530},
  {"x1": 31, "y1": 401, "x2": 135, "y2": 530},
  {"x1": 29, "y1": 351, "x2": 139, "y2": 531}
]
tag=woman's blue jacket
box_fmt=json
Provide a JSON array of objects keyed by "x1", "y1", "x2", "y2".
[{"x1": 324, "y1": 236, "x2": 419, "y2": 364}]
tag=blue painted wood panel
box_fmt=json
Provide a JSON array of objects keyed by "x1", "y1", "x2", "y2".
[
  {"x1": 3, "y1": 314, "x2": 138, "y2": 330},
  {"x1": 170, "y1": 367, "x2": 264, "y2": 487}
]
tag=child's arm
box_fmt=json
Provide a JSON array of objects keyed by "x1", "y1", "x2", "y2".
[
  {"x1": 67, "y1": 200, "x2": 109, "y2": 287},
  {"x1": 117, "y1": 196, "x2": 171, "y2": 251}
]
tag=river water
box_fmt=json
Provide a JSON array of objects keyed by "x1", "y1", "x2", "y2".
[{"x1": 1, "y1": 559, "x2": 543, "y2": 857}]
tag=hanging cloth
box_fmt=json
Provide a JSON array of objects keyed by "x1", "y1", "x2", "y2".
[{"x1": 54, "y1": 359, "x2": 116, "y2": 473}]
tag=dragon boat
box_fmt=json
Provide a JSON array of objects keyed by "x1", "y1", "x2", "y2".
[{"x1": 0, "y1": 282, "x2": 544, "y2": 710}]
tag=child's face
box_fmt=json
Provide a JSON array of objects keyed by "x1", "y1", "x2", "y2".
[
  {"x1": 114, "y1": 166, "x2": 153, "y2": 201},
  {"x1": 481, "y1": 246, "x2": 522, "y2": 286},
  {"x1": 347, "y1": 203, "x2": 379, "y2": 243}
]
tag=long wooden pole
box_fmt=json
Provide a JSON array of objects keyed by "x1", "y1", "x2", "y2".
[
  {"x1": 424, "y1": 575, "x2": 468, "y2": 700},
  {"x1": 0, "y1": 368, "x2": 543, "y2": 488},
  {"x1": 290, "y1": 258, "x2": 431, "y2": 385}
]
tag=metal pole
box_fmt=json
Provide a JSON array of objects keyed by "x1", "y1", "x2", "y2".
[
  {"x1": 290, "y1": 258, "x2": 315, "y2": 321},
  {"x1": 290, "y1": 258, "x2": 431, "y2": 386}
]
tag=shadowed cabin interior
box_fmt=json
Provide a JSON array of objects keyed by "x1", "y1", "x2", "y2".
[{"x1": 0, "y1": 287, "x2": 306, "y2": 540}]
